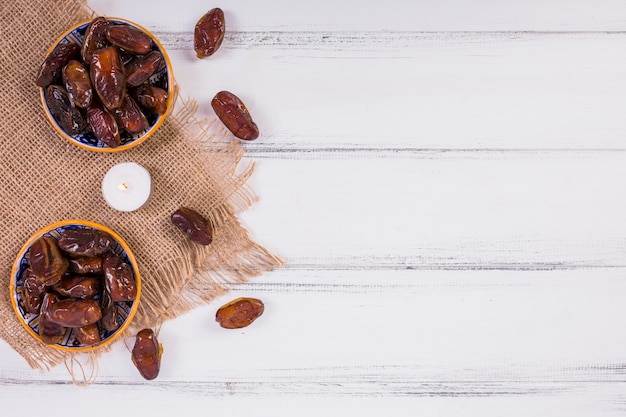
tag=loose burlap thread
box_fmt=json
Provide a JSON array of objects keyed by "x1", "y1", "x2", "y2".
[{"x1": 0, "y1": 0, "x2": 283, "y2": 370}]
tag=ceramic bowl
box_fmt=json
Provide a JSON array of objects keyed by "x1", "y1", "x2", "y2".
[
  {"x1": 9, "y1": 220, "x2": 141, "y2": 352},
  {"x1": 39, "y1": 17, "x2": 175, "y2": 153}
]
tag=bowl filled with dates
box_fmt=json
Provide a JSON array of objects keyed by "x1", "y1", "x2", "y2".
[
  {"x1": 9, "y1": 220, "x2": 141, "y2": 351},
  {"x1": 37, "y1": 17, "x2": 174, "y2": 152}
]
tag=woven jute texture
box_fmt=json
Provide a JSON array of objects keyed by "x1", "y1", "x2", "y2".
[{"x1": 0, "y1": 0, "x2": 282, "y2": 370}]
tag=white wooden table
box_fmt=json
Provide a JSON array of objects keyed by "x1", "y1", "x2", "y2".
[{"x1": 2, "y1": 1, "x2": 626, "y2": 415}]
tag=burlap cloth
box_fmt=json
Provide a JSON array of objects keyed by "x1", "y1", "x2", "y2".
[{"x1": 0, "y1": 0, "x2": 283, "y2": 371}]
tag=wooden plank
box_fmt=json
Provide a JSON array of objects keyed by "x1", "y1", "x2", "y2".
[
  {"x1": 237, "y1": 154, "x2": 626, "y2": 268},
  {"x1": 88, "y1": 0, "x2": 626, "y2": 31},
  {"x1": 1, "y1": 268, "x2": 625, "y2": 416},
  {"x1": 149, "y1": 31, "x2": 626, "y2": 150},
  {"x1": 2, "y1": 384, "x2": 626, "y2": 416},
  {"x1": 85, "y1": 1, "x2": 626, "y2": 150},
  {"x1": 2, "y1": 268, "x2": 626, "y2": 372}
]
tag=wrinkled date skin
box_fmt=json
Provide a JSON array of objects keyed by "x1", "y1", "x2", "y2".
[
  {"x1": 211, "y1": 91, "x2": 259, "y2": 140},
  {"x1": 39, "y1": 293, "x2": 67, "y2": 344},
  {"x1": 131, "y1": 84, "x2": 168, "y2": 115},
  {"x1": 36, "y1": 42, "x2": 80, "y2": 87},
  {"x1": 53, "y1": 275, "x2": 102, "y2": 299},
  {"x1": 125, "y1": 50, "x2": 163, "y2": 87},
  {"x1": 215, "y1": 297, "x2": 264, "y2": 329},
  {"x1": 103, "y1": 255, "x2": 137, "y2": 302},
  {"x1": 21, "y1": 268, "x2": 46, "y2": 314},
  {"x1": 74, "y1": 323, "x2": 101, "y2": 346},
  {"x1": 99, "y1": 290, "x2": 121, "y2": 332},
  {"x1": 81, "y1": 16, "x2": 110, "y2": 63},
  {"x1": 91, "y1": 46, "x2": 126, "y2": 110},
  {"x1": 58, "y1": 228, "x2": 114, "y2": 257},
  {"x1": 87, "y1": 99, "x2": 121, "y2": 148},
  {"x1": 171, "y1": 207, "x2": 213, "y2": 245},
  {"x1": 131, "y1": 329, "x2": 162, "y2": 380},
  {"x1": 106, "y1": 24, "x2": 152, "y2": 55},
  {"x1": 62, "y1": 60, "x2": 93, "y2": 108},
  {"x1": 68, "y1": 256, "x2": 104, "y2": 275},
  {"x1": 194, "y1": 8, "x2": 225, "y2": 58},
  {"x1": 113, "y1": 95, "x2": 149, "y2": 134},
  {"x1": 29, "y1": 236, "x2": 69, "y2": 286},
  {"x1": 45, "y1": 85, "x2": 87, "y2": 135},
  {"x1": 46, "y1": 298, "x2": 102, "y2": 328}
]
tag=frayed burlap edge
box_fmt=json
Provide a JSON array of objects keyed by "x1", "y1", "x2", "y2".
[
  {"x1": 6, "y1": 98, "x2": 284, "y2": 376},
  {"x1": 130, "y1": 99, "x2": 285, "y2": 329}
]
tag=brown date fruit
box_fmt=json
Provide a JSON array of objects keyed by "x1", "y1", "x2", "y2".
[
  {"x1": 215, "y1": 297, "x2": 264, "y2": 329},
  {"x1": 39, "y1": 292, "x2": 67, "y2": 344},
  {"x1": 44, "y1": 85, "x2": 87, "y2": 135},
  {"x1": 74, "y1": 323, "x2": 101, "y2": 346},
  {"x1": 68, "y1": 256, "x2": 104, "y2": 275},
  {"x1": 91, "y1": 46, "x2": 126, "y2": 110},
  {"x1": 118, "y1": 48, "x2": 136, "y2": 66},
  {"x1": 36, "y1": 42, "x2": 80, "y2": 87},
  {"x1": 113, "y1": 95, "x2": 149, "y2": 134},
  {"x1": 171, "y1": 207, "x2": 213, "y2": 245},
  {"x1": 125, "y1": 50, "x2": 163, "y2": 87},
  {"x1": 46, "y1": 298, "x2": 102, "y2": 328},
  {"x1": 131, "y1": 84, "x2": 168, "y2": 115},
  {"x1": 57, "y1": 228, "x2": 114, "y2": 257},
  {"x1": 81, "y1": 17, "x2": 110, "y2": 63},
  {"x1": 87, "y1": 99, "x2": 121, "y2": 148},
  {"x1": 106, "y1": 24, "x2": 152, "y2": 55},
  {"x1": 29, "y1": 236, "x2": 69, "y2": 286},
  {"x1": 103, "y1": 255, "x2": 137, "y2": 302},
  {"x1": 211, "y1": 91, "x2": 259, "y2": 140},
  {"x1": 53, "y1": 275, "x2": 102, "y2": 299},
  {"x1": 194, "y1": 8, "x2": 225, "y2": 59},
  {"x1": 21, "y1": 268, "x2": 46, "y2": 314},
  {"x1": 62, "y1": 60, "x2": 93, "y2": 108},
  {"x1": 99, "y1": 290, "x2": 121, "y2": 332},
  {"x1": 131, "y1": 328, "x2": 162, "y2": 380}
]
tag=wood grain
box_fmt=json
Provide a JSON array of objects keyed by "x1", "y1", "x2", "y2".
[
  {"x1": 88, "y1": 0, "x2": 626, "y2": 32},
  {"x1": 237, "y1": 155, "x2": 626, "y2": 271},
  {"x1": 163, "y1": 30, "x2": 626, "y2": 150},
  {"x1": 1, "y1": 1, "x2": 625, "y2": 415}
]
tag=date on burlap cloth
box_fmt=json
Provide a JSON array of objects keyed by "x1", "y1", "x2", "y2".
[{"x1": 0, "y1": 0, "x2": 283, "y2": 370}]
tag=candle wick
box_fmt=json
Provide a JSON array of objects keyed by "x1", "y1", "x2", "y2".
[{"x1": 119, "y1": 183, "x2": 129, "y2": 191}]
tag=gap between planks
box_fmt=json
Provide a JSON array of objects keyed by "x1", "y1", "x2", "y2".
[
  {"x1": 2, "y1": 362, "x2": 625, "y2": 397},
  {"x1": 154, "y1": 30, "x2": 626, "y2": 51},
  {"x1": 240, "y1": 146, "x2": 626, "y2": 159}
]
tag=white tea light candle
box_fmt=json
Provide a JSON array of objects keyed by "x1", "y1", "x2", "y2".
[{"x1": 102, "y1": 162, "x2": 152, "y2": 212}]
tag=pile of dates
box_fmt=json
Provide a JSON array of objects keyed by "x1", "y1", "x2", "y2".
[
  {"x1": 20, "y1": 227, "x2": 137, "y2": 347},
  {"x1": 36, "y1": 16, "x2": 169, "y2": 148}
]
